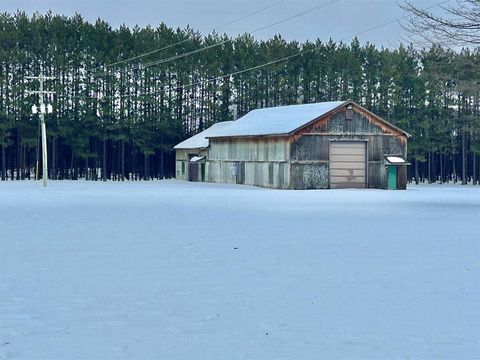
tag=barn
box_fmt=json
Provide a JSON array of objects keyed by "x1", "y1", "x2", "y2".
[{"x1": 174, "y1": 100, "x2": 410, "y2": 189}]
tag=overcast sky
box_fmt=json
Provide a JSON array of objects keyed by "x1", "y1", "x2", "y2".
[{"x1": 2, "y1": 0, "x2": 444, "y2": 47}]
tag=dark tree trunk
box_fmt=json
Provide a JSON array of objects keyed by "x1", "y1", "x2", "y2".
[
  {"x1": 102, "y1": 137, "x2": 107, "y2": 181},
  {"x1": 1, "y1": 144, "x2": 5, "y2": 180},
  {"x1": 121, "y1": 140, "x2": 125, "y2": 181},
  {"x1": 144, "y1": 154, "x2": 149, "y2": 180},
  {"x1": 473, "y1": 153, "x2": 477, "y2": 185}
]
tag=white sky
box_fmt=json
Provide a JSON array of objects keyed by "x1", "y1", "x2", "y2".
[{"x1": 2, "y1": 0, "x2": 445, "y2": 47}]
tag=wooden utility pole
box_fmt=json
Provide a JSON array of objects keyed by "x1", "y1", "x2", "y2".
[{"x1": 26, "y1": 75, "x2": 55, "y2": 187}]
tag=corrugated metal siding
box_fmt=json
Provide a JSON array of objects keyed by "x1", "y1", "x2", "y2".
[
  {"x1": 175, "y1": 150, "x2": 188, "y2": 180},
  {"x1": 397, "y1": 166, "x2": 407, "y2": 190},
  {"x1": 175, "y1": 149, "x2": 189, "y2": 161},
  {"x1": 291, "y1": 135, "x2": 329, "y2": 161},
  {"x1": 175, "y1": 161, "x2": 187, "y2": 180},
  {"x1": 209, "y1": 137, "x2": 288, "y2": 162},
  {"x1": 368, "y1": 162, "x2": 385, "y2": 189},
  {"x1": 207, "y1": 160, "x2": 289, "y2": 188},
  {"x1": 206, "y1": 137, "x2": 290, "y2": 188}
]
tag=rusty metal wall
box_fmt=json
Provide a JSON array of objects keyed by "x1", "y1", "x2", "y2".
[
  {"x1": 206, "y1": 137, "x2": 290, "y2": 188},
  {"x1": 206, "y1": 160, "x2": 289, "y2": 188},
  {"x1": 208, "y1": 137, "x2": 289, "y2": 162}
]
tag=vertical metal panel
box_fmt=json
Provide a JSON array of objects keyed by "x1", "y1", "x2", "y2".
[
  {"x1": 175, "y1": 161, "x2": 187, "y2": 180},
  {"x1": 368, "y1": 162, "x2": 384, "y2": 189},
  {"x1": 237, "y1": 162, "x2": 246, "y2": 184},
  {"x1": 206, "y1": 159, "x2": 289, "y2": 189},
  {"x1": 277, "y1": 162, "x2": 285, "y2": 187},
  {"x1": 397, "y1": 165, "x2": 407, "y2": 190},
  {"x1": 268, "y1": 162, "x2": 274, "y2": 185},
  {"x1": 209, "y1": 137, "x2": 288, "y2": 162},
  {"x1": 205, "y1": 137, "x2": 290, "y2": 189},
  {"x1": 368, "y1": 136, "x2": 383, "y2": 161},
  {"x1": 291, "y1": 136, "x2": 329, "y2": 161},
  {"x1": 383, "y1": 136, "x2": 404, "y2": 155},
  {"x1": 245, "y1": 162, "x2": 255, "y2": 185}
]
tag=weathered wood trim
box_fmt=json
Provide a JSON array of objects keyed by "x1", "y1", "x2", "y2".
[
  {"x1": 350, "y1": 102, "x2": 412, "y2": 138},
  {"x1": 207, "y1": 134, "x2": 289, "y2": 140},
  {"x1": 287, "y1": 101, "x2": 348, "y2": 138},
  {"x1": 207, "y1": 159, "x2": 289, "y2": 164},
  {"x1": 174, "y1": 147, "x2": 206, "y2": 151},
  {"x1": 290, "y1": 102, "x2": 410, "y2": 143},
  {"x1": 291, "y1": 160, "x2": 329, "y2": 164},
  {"x1": 302, "y1": 132, "x2": 398, "y2": 137}
]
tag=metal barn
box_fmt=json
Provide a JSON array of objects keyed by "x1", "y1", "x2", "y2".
[{"x1": 174, "y1": 101, "x2": 410, "y2": 189}]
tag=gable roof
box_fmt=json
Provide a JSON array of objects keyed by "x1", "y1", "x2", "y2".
[
  {"x1": 208, "y1": 101, "x2": 346, "y2": 138},
  {"x1": 205, "y1": 100, "x2": 410, "y2": 139},
  {"x1": 173, "y1": 121, "x2": 234, "y2": 150},
  {"x1": 174, "y1": 101, "x2": 411, "y2": 149}
]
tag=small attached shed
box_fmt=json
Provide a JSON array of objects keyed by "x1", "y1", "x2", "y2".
[
  {"x1": 174, "y1": 121, "x2": 233, "y2": 182},
  {"x1": 175, "y1": 101, "x2": 410, "y2": 189}
]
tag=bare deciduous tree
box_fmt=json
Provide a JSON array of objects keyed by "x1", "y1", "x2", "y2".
[{"x1": 401, "y1": 0, "x2": 480, "y2": 47}]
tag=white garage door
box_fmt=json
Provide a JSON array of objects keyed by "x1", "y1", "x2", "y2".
[{"x1": 329, "y1": 141, "x2": 366, "y2": 189}]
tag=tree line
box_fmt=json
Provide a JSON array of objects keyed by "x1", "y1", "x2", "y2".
[{"x1": 0, "y1": 11, "x2": 479, "y2": 183}]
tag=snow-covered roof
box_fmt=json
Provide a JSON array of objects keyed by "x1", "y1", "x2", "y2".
[
  {"x1": 174, "y1": 121, "x2": 234, "y2": 149},
  {"x1": 208, "y1": 101, "x2": 347, "y2": 138},
  {"x1": 385, "y1": 156, "x2": 410, "y2": 165},
  {"x1": 189, "y1": 156, "x2": 205, "y2": 162},
  {"x1": 386, "y1": 156, "x2": 406, "y2": 164}
]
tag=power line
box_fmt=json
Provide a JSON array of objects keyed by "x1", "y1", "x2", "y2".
[
  {"x1": 213, "y1": 0, "x2": 287, "y2": 32},
  {"x1": 123, "y1": 0, "x2": 339, "y2": 73},
  {"x1": 92, "y1": 0, "x2": 340, "y2": 77},
  {"x1": 88, "y1": 0, "x2": 287, "y2": 73},
  {"x1": 88, "y1": 38, "x2": 192, "y2": 73},
  {"x1": 90, "y1": 0, "x2": 449, "y2": 100}
]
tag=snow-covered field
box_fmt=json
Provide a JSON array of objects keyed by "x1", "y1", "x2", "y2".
[{"x1": 1, "y1": 180, "x2": 479, "y2": 360}]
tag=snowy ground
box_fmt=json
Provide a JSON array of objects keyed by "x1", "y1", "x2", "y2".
[{"x1": 0, "y1": 180, "x2": 479, "y2": 360}]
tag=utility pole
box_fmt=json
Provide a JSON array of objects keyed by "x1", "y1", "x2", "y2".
[{"x1": 26, "y1": 75, "x2": 55, "y2": 187}]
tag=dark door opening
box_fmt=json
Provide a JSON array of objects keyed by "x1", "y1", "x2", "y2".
[{"x1": 189, "y1": 163, "x2": 199, "y2": 182}]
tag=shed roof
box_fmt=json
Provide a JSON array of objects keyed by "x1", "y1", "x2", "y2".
[
  {"x1": 208, "y1": 101, "x2": 346, "y2": 138},
  {"x1": 174, "y1": 101, "x2": 410, "y2": 149},
  {"x1": 173, "y1": 121, "x2": 234, "y2": 149}
]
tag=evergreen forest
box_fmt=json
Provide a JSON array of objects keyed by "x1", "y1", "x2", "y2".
[{"x1": 0, "y1": 11, "x2": 479, "y2": 183}]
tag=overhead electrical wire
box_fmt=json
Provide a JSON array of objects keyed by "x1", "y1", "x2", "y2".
[
  {"x1": 92, "y1": 0, "x2": 340, "y2": 77},
  {"x1": 88, "y1": 0, "x2": 287, "y2": 73},
  {"x1": 213, "y1": 0, "x2": 287, "y2": 32},
  {"x1": 88, "y1": 0, "x2": 450, "y2": 101}
]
